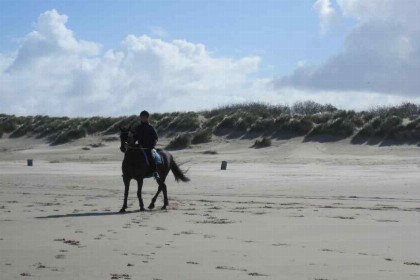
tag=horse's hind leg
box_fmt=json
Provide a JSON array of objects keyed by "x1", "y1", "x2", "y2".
[
  {"x1": 148, "y1": 186, "x2": 161, "y2": 210},
  {"x1": 161, "y1": 182, "x2": 169, "y2": 210},
  {"x1": 136, "y1": 179, "x2": 145, "y2": 211},
  {"x1": 120, "y1": 176, "x2": 131, "y2": 213}
]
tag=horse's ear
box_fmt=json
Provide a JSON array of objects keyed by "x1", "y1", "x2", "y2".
[{"x1": 120, "y1": 125, "x2": 128, "y2": 132}]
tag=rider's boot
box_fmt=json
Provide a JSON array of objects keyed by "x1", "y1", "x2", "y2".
[{"x1": 151, "y1": 160, "x2": 160, "y2": 180}]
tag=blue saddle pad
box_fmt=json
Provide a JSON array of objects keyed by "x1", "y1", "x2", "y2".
[
  {"x1": 154, "y1": 151, "x2": 163, "y2": 165},
  {"x1": 141, "y1": 149, "x2": 163, "y2": 165}
]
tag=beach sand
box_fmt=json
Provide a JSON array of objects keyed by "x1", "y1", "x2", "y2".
[{"x1": 1, "y1": 135, "x2": 420, "y2": 279}]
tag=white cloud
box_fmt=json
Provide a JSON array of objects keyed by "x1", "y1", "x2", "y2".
[
  {"x1": 277, "y1": 0, "x2": 420, "y2": 98},
  {"x1": 312, "y1": 0, "x2": 339, "y2": 35},
  {"x1": 149, "y1": 26, "x2": 168, "y2": 38},
  {"x1": 2, "y1": 5, "x2": 420, "y2": 117},
  {"x1": 0, "y1": 10, "x2": 261, "y2": 116},
  {"x1": 7, "y1": 10, "x2": 100, "y2": 72}
]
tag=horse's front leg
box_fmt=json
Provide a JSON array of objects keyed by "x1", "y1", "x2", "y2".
[
  {"x1": 120, "y1": 176, "x2": 131, "y2": 213},
  {"x1": 137, "y1": 179, "x2": 145, "y2": 211}
]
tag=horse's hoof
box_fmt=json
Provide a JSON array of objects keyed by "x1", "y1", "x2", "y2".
[
  {"x1": 139, "y1": 208, "x2": 145, "y2": 212},
  {"x1": 119, "y1": 208, "x2": 126, "y2": 213},
  {"x1": 161, "y1": 205, "x2": 167, "y2": 210},
  {"x1": 148, "y1": 204, "x2": 155, "y2": 210}
]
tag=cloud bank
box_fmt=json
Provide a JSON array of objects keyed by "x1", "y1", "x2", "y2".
[
  {"x1": 0, "y1": 10, "x2": 261, "y2": 116},
  {"x1": 279, "y1": 0, "x2": 420, "y2": 98},
  {"x1": 1, "y1": 3, "x2": 420, "y2": 117},
  {"x1": 313, "y1": 0, "x2": 339, "y2": 35}
]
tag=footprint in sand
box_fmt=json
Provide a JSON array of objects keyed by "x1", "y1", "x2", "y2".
[
  {"x1": 94, "y1": 234, "x2": 106, "y2": 240},
  {"x1": 33, "y1": 262, "x2": 46, "y2": 269},
  {"x1": 216, "y1": 266, "x2": 247, "y2": 272},
  {"x1": 376, "y1": 219, "x2": 399, "y2": 223},
  {"x1": 272, "y1": 243, "x2": 289, "y2": 246},
  {"x1": 321, "y1": 249, "x2": 345, "y2": 254},
  {"x1": 154, "y1": 227, "x2": 166, "y2": 231},
  {"x1": 54, "y1": 238, "x2": 83, "y2": 247},
  {"x1": 110, "y1": 273, "x2": 130, "y2": 279},
  {"x1": 404, "y1": 261, "x2": 420, "y2": 266},
  {"x1": 331, "y1": 216, "x2": 355, "y2": 220},
  {"x1": 248, "y1": 272, "x2": 268, "y2": 276},
  {"x1": 173, "y1": 230, "x2": 197, "y2": 236}
]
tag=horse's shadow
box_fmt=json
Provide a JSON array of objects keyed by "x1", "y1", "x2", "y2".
[{"x1": 36, "y1": 209, "x2": 142, "y2": 219}]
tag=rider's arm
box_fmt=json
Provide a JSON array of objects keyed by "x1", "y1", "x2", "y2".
[
  {"x1": 133, "y1": 125, "x2": 141, "y2": 144},
  {"x1": 152, "y1": 126, "x2": 158, "y2": 147}
]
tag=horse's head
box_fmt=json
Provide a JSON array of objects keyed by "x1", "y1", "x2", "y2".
[{"x1": 119, "y1": 126, "x2": 136, "y2": 152}]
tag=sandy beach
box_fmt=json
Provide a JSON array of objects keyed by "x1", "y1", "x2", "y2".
[{"x1": 1, "y1": 135, "x2": 420, "y2": 279}]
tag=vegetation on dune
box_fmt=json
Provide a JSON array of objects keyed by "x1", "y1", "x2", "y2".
[
  {"x1": 1, "y1": 101, "x2": 420, "y2": 146},
  {"x1": 165, "y1": 112, "x2": 200, "y2": 132},
  {"x1": 191, "y1": 128, "x2": 213, "y2": 144},
  {"x1": 166, "y1": 133, "x2": 192, "y2": 150},
  {"x1": 50, "y1": 127, "x2": 87, "y2": 145},
  {"x1": 308, "y1": 118, "x2": 355, "y2": 138},
  {"x1": 292, "y1": 101, "x2": 337, "y2": 115},
  {"x1": 252, "y1": 137, "x2": 272, "y2": 148},
  {"x1": 282, "y1": 116, "x2": 314, "y2": 136},
  {"x1": 354, "y1": 115, "x2": 403, "y2": 139}
]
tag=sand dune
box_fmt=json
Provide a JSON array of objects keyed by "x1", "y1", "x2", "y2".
[{"x1": 1, "y1": 135, "x2": 420, "y2": 279}]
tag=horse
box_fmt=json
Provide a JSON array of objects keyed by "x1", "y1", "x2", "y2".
[{"x1": 119, "y1": 126, "x2": 190, "y2": 212}]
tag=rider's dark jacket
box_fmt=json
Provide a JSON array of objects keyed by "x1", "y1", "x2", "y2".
[{"x1": 133, "y1": 122, "x2": 158, "y2": 149}]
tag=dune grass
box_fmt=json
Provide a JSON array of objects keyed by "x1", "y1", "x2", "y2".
[
  {"x1": 166, "y1": 133, "x2": 192, "y2": 150},
  {"x1": 192, "y1": 128, "x2": 213, "y2": 144},
  {"x1": 252, "y1": 137, "x2": 272, "y2": 148},
  {"x1": 1, "y1": 101, "x2": 420, "y2": 146}
]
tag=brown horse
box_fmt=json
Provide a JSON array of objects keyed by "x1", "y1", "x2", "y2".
[{"x1": 119, "y1": 127, "x2": 189, "y2": 212}]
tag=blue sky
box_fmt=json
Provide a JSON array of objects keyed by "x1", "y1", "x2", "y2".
[
  {"x1": 0, "y1": 0, "x2": 352, "y2": 77},
  {"x1": 0, "y1": 0, "x2": 419, "y2": 116}
]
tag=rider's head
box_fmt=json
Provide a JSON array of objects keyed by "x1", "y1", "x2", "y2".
[{"x1": 140, "y1": 110, "x2": 150, "y2": 123}]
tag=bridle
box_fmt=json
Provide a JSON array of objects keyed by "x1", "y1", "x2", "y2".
[{"x1": 121, "y1": 130, "x2": 148, "y2": 151}]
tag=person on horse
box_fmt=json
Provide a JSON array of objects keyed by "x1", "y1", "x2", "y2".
[{"x1": 134, "y1": 110, "x2": 159, "y2": 180}]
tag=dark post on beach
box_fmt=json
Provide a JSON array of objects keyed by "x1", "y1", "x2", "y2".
[
  {"x1": 221, "y1": 161, "x2": 227, "y2": 170},
  {"x1": 27, "y1": 159, "x2": 33, "y2": 166}
]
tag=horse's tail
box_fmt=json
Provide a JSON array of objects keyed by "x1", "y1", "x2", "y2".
[{"x1": 170, "y1": 157, "x2": 190, "y2": 183}]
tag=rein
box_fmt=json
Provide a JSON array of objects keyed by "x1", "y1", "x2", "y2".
[
  {"x1": 125, "y1": 144, "x2": 148, "y2": 151},
  {"x1": 120, "y1": 131, "x2": 148, "y2": 151}
]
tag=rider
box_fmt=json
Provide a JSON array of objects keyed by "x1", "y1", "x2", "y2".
[{"x1": 134, "y1": 110, "x2": 159, "y2": 179}]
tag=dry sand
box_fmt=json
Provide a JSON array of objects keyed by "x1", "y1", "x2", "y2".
[{"x1": 1, "y1": 135, "x2": 420, "y2": 279}]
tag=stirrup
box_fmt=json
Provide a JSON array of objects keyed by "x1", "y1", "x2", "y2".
[{"x1": 153, "y1": 172, "x2": 160, "y2": 180}]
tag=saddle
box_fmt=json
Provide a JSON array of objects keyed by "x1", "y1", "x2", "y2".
[
  {"x1": 152, "y1": 149, "x2": 163, "y2": 165},
  {"x1": 140, "y1": 149, "x2": 163, "y2": 166},
  {"x1": 139, "y1": 149, "x2": 163, "y2": 179}
]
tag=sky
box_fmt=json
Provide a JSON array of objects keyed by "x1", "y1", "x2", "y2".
[{"x1": 0, "y1": 0, "x2": 419, "y2": 116}]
